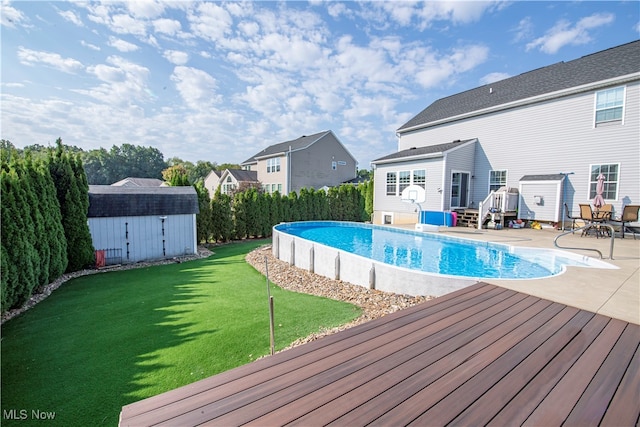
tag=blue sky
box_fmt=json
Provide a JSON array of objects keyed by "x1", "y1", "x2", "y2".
[{"x1": 2, "y1": 1, "x2": 638, "y2": 169}]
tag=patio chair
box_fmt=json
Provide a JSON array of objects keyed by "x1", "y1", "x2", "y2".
[
  {"x1": 616, "y1": 205, "x2": 640, "y2": 239},
  {"x1": 579, "y1": 204, "x2": 608, "y2": 238},
  {"x1": 564, "y1": 203, "x2": 580, "y2": 232}
]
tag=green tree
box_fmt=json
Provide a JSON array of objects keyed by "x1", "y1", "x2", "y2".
[
  {"x1": 162, "y1": 164, "x2": 191, "y2": 186},
  {"x1": 194, "y1": 182, "x2": 213, "y2": 243},
  {"x1": 211, "y1": 190, "x2": 233, "y2": 242}
]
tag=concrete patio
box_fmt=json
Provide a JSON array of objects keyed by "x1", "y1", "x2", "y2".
[{"x1": 430, "y1": 225, "x2": 640, "y2": 325}]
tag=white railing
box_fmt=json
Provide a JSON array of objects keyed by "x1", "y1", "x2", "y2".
[{"x1": 477, "y1": 187, "x2": 519, "y2": 229}]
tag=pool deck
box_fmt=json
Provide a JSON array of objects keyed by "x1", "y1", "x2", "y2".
[{"x1": 403, "y1": 225, "x2": 640, "y2": 325}]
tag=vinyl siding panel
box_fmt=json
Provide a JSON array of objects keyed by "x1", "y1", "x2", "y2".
[
  {"x1": 398, "y1": 81, "x2": 639, "y2": 216},
  {"x1": 89, "y1": 214, "x2": 197, "y2": 264}
]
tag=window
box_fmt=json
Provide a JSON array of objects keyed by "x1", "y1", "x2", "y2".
[
  {"x1": 595, "y1": 87, "x2": 624, "y2": 125},
  {"x1": 589, "y1": 164, "x2": 619, "y2": 200},
  {"x1": 489, "y1": 170, "x2": 507, "y2": 192},
  {"x1": 412, "y1": 170, "x2": 426, "y2": 189},
  {"x1": 386, "y1": 172, "x2": 397, "y2": 195},
  {"x1": 267, "y1": 157, "x2": 280, "y2": 173},
  {"x1": 399, "y1": 171, "x2": 410, "y2": 193},
  {"x1": 277, "y1": 184, "x2": 282, "y2": 193}
]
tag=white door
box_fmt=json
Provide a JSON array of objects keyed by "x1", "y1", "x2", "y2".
[{"x1": 451, "y1": 172, "x2": 470, "y2": 208}]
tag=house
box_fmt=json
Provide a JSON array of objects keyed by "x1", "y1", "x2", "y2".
[
  {"x1": 111, "y1": 177, "x2": 165, "y2": 187},
  {"x1": 87, "y1": 185, "x2": 199, "y2": 265},
  {"x1": 218, "y1": 169, "x2": 259, "y2": 196},
  {"x1": 241, "y1": 130, "x2": 358, "y2": 195},
  {"x1": 372, "y1": 40, "x2": 639, "y2": 228},
  {"x1": 203, "y1": 170, "x2": 222, "y2": 198}
]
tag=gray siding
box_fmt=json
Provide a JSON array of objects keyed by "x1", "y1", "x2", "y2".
[
  {"x1": 398, "y1": 81, "x2": 640, "y2": 216},
  {"x1": 290, "y1": 133, "x2": 356, "y2": 193},
  {"x1": 88, "y1": 214, "x2": 197, "y2": 263},
  {"x1": 443, "y1": 142, "x2": 476, "y2": 209}
]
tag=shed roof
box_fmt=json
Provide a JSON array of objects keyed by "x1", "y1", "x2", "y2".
[
  {"x1": 372, "y1": 139, "x2": 475, "y2": 164},
  {"x1": 111, "y1": 177, "x2": 165, "y2": 187},
  {"x1": 88, "y1": 185, "x2": 199, "y2": 218},
  {"x1": 398, "y1": 40, "x2": 640, "y2": 132}
]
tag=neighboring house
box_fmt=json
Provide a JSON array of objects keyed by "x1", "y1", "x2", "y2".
[
  {"x1": 218, "y1": 169, "x2": 259, "y2": 195},
  {"x1": 241, "y1": 130, "x2": 358, "y2": 195},
  {"x1": 111, "y1": 177, "x2": 165, "y2": 187},
  {"x1": 372, "y1": 40, "x2": 639, "y2": 227},
  {"x1": 203, "y1": 170, "x2": 222, "y2": 199},
  {"x1": 87, "y1": 185, "x2": 199, "y2": 265}
]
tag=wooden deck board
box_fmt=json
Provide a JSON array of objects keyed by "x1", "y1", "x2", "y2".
[{"x1": 119, "y1": 282, "x2": 640, "y2": 427}]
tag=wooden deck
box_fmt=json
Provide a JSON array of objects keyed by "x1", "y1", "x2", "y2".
[{"x1": 119, "y1": 282, "x2": 640, "y2": 426}]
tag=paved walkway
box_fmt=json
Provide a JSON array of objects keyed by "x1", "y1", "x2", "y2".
[{"x1": 427, "y1": 226, "x2": 640, "y2": 325}]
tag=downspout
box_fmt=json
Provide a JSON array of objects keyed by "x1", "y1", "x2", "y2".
[{"x1": 288, "y1": 145, "x2": 292, "y2": 194}]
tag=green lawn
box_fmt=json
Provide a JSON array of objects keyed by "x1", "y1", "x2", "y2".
[{"x1": 1, "y1": 240, "x2": 361, "y2": 426}]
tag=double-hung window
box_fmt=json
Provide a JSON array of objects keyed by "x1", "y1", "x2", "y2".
[
  {"x1": 589, "y1": 164, "x2": 619, "y2": 200},
  {"x1": 386, "y1": 172, "x2": 397, "y2": 195},
  {"x1": 267, "y1": 158, "x2": 280, "y2": 173},
  {"x1": 489, "y1": 170, "x2": 507, "y2": 192},
  {"x1": 595, "y1": 87, "x2": 625, "y2": 125},
  {"x1": 412, "y1": 170, "x2": 426, "y2": 189},
  {"x1": 398, "y1": 171, "x2": 411, "y2": 194}
]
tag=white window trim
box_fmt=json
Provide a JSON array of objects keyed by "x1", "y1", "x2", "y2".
[
  {"x1": 489, "y1": 169, "x2": 508, "y2": 192},
  {"x1": 587, "y1": 163, "x2": 620, "y2": 201},
  {"x1": 593, "y1": 86, "x2": 626, "y2": 127}
]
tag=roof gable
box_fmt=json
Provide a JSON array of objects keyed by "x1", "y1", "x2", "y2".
[
  {"x1": 225, "y1": 169, "x2": 258, "y2": 182},
  {"x1": 398, "y1": 40, "x2": 640, "y2": 132}
]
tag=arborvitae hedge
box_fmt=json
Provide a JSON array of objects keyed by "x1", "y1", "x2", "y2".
[
  {"x1": 1, "y1": 141, "x2": 91, "y2": 312},
  {"x1": 201, "y1": 182, "x2": 371, "y2": 243}
]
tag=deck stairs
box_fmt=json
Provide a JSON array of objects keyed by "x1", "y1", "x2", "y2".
[{"x1": 455, "y1": 188, "x2": 519, "y2": 229}]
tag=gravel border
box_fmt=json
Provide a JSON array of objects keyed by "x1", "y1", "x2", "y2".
[{"x1": 245, "y1": 244, "x2": 434, "y2": 348}]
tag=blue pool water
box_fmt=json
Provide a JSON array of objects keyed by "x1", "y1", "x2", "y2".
[{"x1": 275, "y1": 221, "x2": 606, "y2": 280}]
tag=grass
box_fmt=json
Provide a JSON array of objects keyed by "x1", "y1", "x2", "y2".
[{"x1": 1, "y1": 240, "x2": 361, "y2": 426}]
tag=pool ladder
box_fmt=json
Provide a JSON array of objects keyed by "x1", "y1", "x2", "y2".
[{"x1": 554, "y1": 224, "x2": 615, "y2": 260}]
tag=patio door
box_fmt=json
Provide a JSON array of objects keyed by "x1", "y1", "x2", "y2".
[{"x1": 451, "y1": 172, "x2": 470, "y2": 208}]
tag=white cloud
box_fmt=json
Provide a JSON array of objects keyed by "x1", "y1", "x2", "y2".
[
  {"x1": 81, "y1": 56, "x2": 151, "y2": 106},
  {"x1": 171, "y1": 66, "x2": 219, "y2": 109},
  {"x1": 152, "y1": 18, "x2": 181, "y2": 35},
  {"x1": 413, "y1": 44, "x2": 489, "y2": 89},
  {"x1": 81, "y1": 40, "x2": 101, "y2": 51},
  {"x1": 188, "y1": 2, "x2": 232, "y2": 43},
  {"x1": 480, "y1": 72, "x2": 511, "y2": 85},
  {"x1": 512, "y1": 17, "x2": 534, "y2": 43},
  {"x1": 58, "y1": 9, "x2": 83, "y2": 27},
  {"x1": 1, "y1": 1, "x2": 27, "y2": 28},
  {"x1": 17, "y1": 47, "x2": 84, "y2": 74},
  {"x1": 126, "y1": 0, "x2": 165, "y2": 19},
  {"x1": 108, "y1": 36, "x2": 139, "y2": 52},
  {"x1": 526, "y1": 13, "x2": 615, "y2": 54},
  {"x1": 163, "y1": 50, "x2": 189, "y2": 65}
]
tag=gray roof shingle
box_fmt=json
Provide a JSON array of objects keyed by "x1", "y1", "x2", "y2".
[
  {"x1": 398, "y1": 40, "x2": 640, "y2": 132},
  {"x1": 372, "y1": 139, "x2": 475, "y2": 163},
  {"x1": 88, "y1": 185, "x2": 199, "y2": 218},
  {"x1": 242, "y1": 130, "x2": 330, "y2": 164}
]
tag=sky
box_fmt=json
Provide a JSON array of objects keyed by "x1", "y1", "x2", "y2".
[{"x1": 2, "y1": 1, "x2": 639, "y2": 170}]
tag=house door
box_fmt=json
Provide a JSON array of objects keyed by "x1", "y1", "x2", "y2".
[{"x1": 451, "y1": 172, "x2": 470, "y2": 208}]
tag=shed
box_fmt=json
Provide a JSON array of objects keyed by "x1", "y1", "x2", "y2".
[
  {"x1": 518, "y1": 175, "x2": 565, "y2": 223},
  {"x1": 88, "y1": 186, "x2": 199, "y2": 265}
]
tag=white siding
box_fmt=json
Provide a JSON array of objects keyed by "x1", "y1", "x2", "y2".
[
  {"x1": 398, "y1": 81, "x2": 640, "y2": 216},
  {"x1": 88, "y1": 214, "x2": 197, "y2": 263}
]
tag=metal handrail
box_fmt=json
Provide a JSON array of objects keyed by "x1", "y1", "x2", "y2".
[{"x1": 554, "y1": 223, "x2": 615, "y2": 259}]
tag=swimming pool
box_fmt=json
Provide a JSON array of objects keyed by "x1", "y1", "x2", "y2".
[{"x1": 272, "y1": 221, "x2": 616, "y2": 296}]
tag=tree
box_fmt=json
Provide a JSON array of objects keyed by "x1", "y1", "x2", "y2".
[
  {"x1": 162, "y1": 164, "x2": 191, "y2": 186},
  {"x1": 48, "y1": 139, "x2": 94, "y2": 272},
  {"x1": 194, "y1": 182, "x2": 213, "y2": 243}
]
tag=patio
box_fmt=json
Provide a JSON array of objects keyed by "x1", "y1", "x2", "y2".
[{"x1": 120, "y1": 227, "x2": 639, "y2": 426}]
